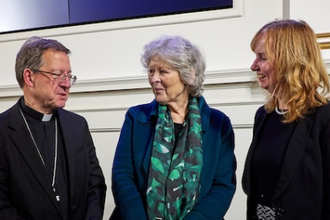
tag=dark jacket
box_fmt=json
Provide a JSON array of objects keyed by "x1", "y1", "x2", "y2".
[
  {"x1": 0, "y1": 99, "x2": 107, "y2": 220},
  {"x1": 110, "y1": 96, "x2": 236, "y2": 220},
  {"x1": 242, "y1": 103, "x2": 330, "y2": 220}
]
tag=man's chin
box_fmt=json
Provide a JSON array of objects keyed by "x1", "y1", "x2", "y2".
[{"x1": 55, "y1": 101, "x2": 67, "y2": 109}]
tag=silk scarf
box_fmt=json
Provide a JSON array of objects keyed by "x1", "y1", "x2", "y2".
[{"x1": 146, "y1": 97, "x2": 203, "y2": 220}]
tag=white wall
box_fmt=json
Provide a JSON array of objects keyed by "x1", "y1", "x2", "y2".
[
  {"x1": 289, "y1": 0, "x2": 330, "y2": 61},
  {"x1": 0, "y1": 0, "x2": 329, "y2": 219}
]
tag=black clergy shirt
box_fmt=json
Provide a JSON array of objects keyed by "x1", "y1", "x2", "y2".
[{"x1": 20, "y1": 98, "x2": 69, "y2": 219}]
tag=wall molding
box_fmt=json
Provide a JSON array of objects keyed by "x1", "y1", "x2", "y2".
[
  {"x1": 0, "y1": 57, "x2": 328, "y2": 133},
  {"x1": 1, "y1": 58, "x2": 329, "y2": 97},
  {"x1": 317, "y1": 33, "x2": 330, "y2": 50},
  {"x1": 0, "y1": 67, "x2": 263, "y2": 131},
  {"x1": 0, "y1": 68, "x2": 255, "y2": 97},
  {"x1": 89, "y1": 122, "x2": 254, "y2": 133},
  {"x1": 71, "y1": 68, "x2": 256, "y2": 93}
]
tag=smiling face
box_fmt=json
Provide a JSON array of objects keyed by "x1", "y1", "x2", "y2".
[
  {"x1": 24, "y1": 49, "x2": 72, "y2": 114},
  {"x1": 250, "y1": 37, "x2": 277, "y2": 93},
  {"x1": 148, "y1": 57, "x2": 189, "y2": 106}
]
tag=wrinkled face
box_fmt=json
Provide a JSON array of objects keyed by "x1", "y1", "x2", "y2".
[
  {"x1": 30, "y1": 49, "x2": 72, "y2": 112},
  {"x1": 148, "y1": 57, "x2": 188, "y2": 105},
  {"x1": 250, "y1": 37, "x2": 277, "y2": 93}
]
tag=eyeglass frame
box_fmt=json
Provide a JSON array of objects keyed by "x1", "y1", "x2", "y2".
[{"x1": 32, "y1": 69, "x2": 77, "y2": 85}]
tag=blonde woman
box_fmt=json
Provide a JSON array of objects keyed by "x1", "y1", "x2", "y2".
[{"x1": 242, "y1": 19, "x2": 330, "y2": 220}]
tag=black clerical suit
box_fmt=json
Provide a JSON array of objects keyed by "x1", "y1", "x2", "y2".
[{"x1": 0, "y1": 98, "x2": 107, "y2": 220}]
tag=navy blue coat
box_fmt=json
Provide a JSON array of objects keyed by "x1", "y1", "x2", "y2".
[
  {"x1": 0, "y1": 99, "x2": 107, "y2": 220},
  {"x1": 242, "y1": 104, "x2": 330, "y2": 219},
  {"x1": 111, "y1": 96, "x2": 236, "y2": 220}
]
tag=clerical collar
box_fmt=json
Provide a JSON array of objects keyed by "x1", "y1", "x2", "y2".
[{"x1": 20, "y1": 97, "x2": 56, "y2": 122}]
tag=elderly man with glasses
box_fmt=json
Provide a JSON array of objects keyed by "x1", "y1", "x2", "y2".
[{"x1": 0, "y1": 36, "x2": 107, "y2": 220}]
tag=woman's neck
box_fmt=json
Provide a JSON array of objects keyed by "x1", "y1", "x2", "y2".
[
  {"x1": 278, "y1": 100, "x2": 288, "y2": 110},
  {"x1": 168, "y1": 99, "x2": 189, "y2": 124}
]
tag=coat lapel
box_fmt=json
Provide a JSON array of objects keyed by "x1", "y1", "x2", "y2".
[
  {"x1": 9, "y1": 103, "x2": 62, "y2": 214},
  {"x1": 273, "y1": 116, "x2": 312, "y2": 201},
  {"x1": 56, "y1": 109, "x2": 76, "y2": 202},
  {"x1": 139, "y1": 100, "x2": 158, "y2": 177}
]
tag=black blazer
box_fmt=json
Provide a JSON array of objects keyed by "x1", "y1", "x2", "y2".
[
  {"x1": 0, "y1": 99, "x2": 107, "y2": 220},
  {"x1": 242, "y1": 103, "x2": 330, "y2": 220}
]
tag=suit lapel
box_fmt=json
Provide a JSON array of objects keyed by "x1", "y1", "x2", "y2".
[
  {"x1": 142, "y1": 137, "x2": 154, "y2": 177},
  {"x1": 9, "y1": 104, "x2": 62, "y2": 214},
  {"x1": 273, "y1": 116, "x2": 312, "y2": 200},
  {"x1": 139, "y1": 100, "x2": 158, "y2": 177},
  {"x1": 56, "y1": 109, "x2": 76, "y2": 201}
]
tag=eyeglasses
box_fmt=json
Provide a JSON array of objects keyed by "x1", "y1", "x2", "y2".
[{"x1": 33, "y1": 69, "x2": 77, "y2": 85}]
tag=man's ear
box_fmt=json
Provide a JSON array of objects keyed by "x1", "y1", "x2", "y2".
[{"x1": 23, "y1": 69, "x2": 35, "y2": 87}]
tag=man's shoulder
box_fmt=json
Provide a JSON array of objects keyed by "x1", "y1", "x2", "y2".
[
  {"x1": 0, "y1": 108, "x2": 14, "y2": 118},
  {"x1": 0, "y1": 103, "x2": 19, "y2": 122},
  {"x1": 58, "y1": 108, "x2": 82, "y2": 117},
  {"x1": 57, "y1": 108, "x2": 87, "y2": 123}
]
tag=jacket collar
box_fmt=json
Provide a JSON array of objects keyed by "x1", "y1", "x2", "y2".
[
  {"x1": 138, "y1": 96, "x2": 210, "y2": 132},
  {"x1": 137, "y1": 99, "x2": 158, "y2": 123}
]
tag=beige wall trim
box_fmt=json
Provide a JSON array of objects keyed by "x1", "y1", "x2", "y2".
[
  {"x1": 1, "y1": 60, "x2": 329, "y2": 98},
  {"x1": 0, "y1": 68, "x2": 255, "y2": 98},
  {"x1": 317, "y1": 33, "x2": 330, "y2": 50}
]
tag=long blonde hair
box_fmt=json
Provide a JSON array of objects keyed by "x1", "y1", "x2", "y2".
[{"x1": 251, "y1": 19, "x2": 330, "y2": 123}]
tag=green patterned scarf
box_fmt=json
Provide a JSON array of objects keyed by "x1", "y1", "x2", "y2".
[{"x1": 146, "y1": 97, "x2": 203, "y2": 220}]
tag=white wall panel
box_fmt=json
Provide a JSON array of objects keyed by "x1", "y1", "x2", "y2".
[{"x1": 91, "y1": 132, "x2": 119, "y2": 219}]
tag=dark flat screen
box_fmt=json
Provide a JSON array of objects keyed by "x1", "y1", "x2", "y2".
[{"x1": 0, "y1": 0, "x2": 232, "y2": 33}]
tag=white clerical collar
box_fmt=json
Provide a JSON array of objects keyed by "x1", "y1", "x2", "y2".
[{"x1": 42, "y1": 114, "x2": 53, "y2": 122}]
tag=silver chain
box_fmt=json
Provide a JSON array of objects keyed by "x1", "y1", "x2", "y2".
[{"x1": 19, "y1": 107, "x2": 59, "y2": 201}]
